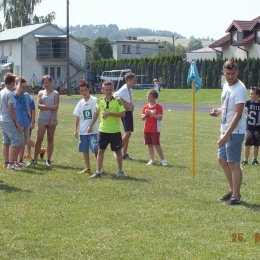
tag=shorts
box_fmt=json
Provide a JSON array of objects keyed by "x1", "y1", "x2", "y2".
[
  {"x1": 218, "y1": 133, "x2": 245, "y2": 162},
  {"x1": 98, "y1": 132, "x2": 122, "y2": 151},
  {"x1": 78, "y1": 134, "x2": 98, "y2": 153},
  {"x1": 144, "y1": 132, "x2": 160, "y2": 145},
  {"x1": 244, "y1": 130, "x2": 260, "y2": 146},
  {"x1": 1, "y1": 121, "x2": 20, "y2": 147},
  {"x1": 121, "y1": 111, "x2": 133, "y2": 132},
  {"x1": 19, "y1": 126, "x2": 29, "y2": 146}
]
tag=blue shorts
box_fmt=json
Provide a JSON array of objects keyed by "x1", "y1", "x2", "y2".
[
  {"x1": 78, "y1": 134, "x2": 98, "y2": 153},
  {"x1": 218, "y1": 134, "x2": 245, "y2": 162},
  {"x1": 1, "y1": 121, "x2": 20, "y2": 147}
]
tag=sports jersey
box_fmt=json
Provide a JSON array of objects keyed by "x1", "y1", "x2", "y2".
[
  {"x1": 96, "y1": 96, "x2": 125, "y2": 133},
  {"x1": 73, "y1": 96, "x2": 98, "y2": 135},
  {"x1": 15, "y1": 92, "x2": 31, "y2": 127},
  {"x1": 245, "y1": 99, "x2": 260, "y2": 131},
  {"x1": 221, "y1": 80, "x2": 246, "y2": 134},
  {"x1": 142, "y1": 103, "x2": 163, "y2": 132}
]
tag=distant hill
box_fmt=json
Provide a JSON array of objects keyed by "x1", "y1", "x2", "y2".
[{"x1": 138, "y1": 36, "x2": 213, "y2": 48}]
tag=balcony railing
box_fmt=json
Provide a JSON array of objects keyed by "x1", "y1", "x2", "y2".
[{"x1": 36, "y1": 47, "x2": 67, "y2": 59}]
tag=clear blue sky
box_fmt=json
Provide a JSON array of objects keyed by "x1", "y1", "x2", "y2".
[{"x1": 2, "y1": 0, "x2": 260, "y2": 40}]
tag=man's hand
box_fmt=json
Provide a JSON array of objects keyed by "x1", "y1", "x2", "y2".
[
  {"x1": 217, "y1": 134, "x2": 229, "y2": 146},
  {"x1": 74, "y1": 131, "x2": 78, "y2": 138}
]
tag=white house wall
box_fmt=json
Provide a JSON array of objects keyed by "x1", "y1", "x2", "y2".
[
  {"x1": 247, "y1": 42, "x2": 260, "y2": 58},
  {"x1": 186, "y1": 52, "x2": 219, "y2": 62},
  {"x1": 222, "y1": 45, "x2": 247, "y2": 60}
]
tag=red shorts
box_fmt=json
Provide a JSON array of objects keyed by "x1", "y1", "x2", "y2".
[{"x1": 144, "y1": 132, "x2": 160, "y2": 145}]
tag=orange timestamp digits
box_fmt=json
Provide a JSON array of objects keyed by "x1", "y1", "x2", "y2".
[{"x1": 232, "y1": 233, "x2": 260, "y2": 242}]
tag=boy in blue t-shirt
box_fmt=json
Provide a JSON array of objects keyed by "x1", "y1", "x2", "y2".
[{"x1": 14, "y1": 77, "x2": 32, "y2": 166}]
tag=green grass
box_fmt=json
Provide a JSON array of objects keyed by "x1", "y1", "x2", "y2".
[{"x1": 1, "y1": 91, "x2": 260, "y2": 259}]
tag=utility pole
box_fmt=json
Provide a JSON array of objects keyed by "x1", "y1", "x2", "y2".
[
  {"x1": 66, "y1": 0, "x2": 70, "y2": 95},
  {"x1": 172, "y1": 35, "x2": 179, "y2": 55}
]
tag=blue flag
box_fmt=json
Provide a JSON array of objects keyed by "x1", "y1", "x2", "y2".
[{"x1": 187, "y1": 61, "x2": 202, "y2": 93}]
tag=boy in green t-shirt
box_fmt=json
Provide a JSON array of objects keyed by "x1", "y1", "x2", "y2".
[{"x1": 90, "y1": 80, "x2": 125, "y2": 178}]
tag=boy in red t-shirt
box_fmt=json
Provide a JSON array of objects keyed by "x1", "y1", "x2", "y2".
[{"x1": 141, "y1": 90, "x2": 167, "y2": 166}]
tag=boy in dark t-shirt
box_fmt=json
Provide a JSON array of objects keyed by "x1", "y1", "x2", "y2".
[{"x1": 241, "y1": 86, "x2": 260, "y2": 166}]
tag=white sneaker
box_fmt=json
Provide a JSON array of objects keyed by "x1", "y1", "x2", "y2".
[
  {"x1": 117, "y1": 170, "x2": 125, "y2": 177},
  {"x1": 161, "y1": 159, "x2": 168, "y2": 166},
  {"x1": 7, "y1": 163, "x2": 22, "y2": 171},
  {"x1": 146, "y1": 160, "x2": 155, "y2": 165}
]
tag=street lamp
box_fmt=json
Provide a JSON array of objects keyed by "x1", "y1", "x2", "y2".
[{"x1": 172, "y1": 35, "x2": 179, "y2": 55}]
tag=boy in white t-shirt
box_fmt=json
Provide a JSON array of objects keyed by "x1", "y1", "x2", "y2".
[{"x1": 73, "y1": 81, "x2": 99, "y2": 174}]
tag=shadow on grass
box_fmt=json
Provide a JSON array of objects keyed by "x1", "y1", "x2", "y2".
[
  {"x1": 242, "y1": 201, "x2": 260, "y2": 211},
  {"x1": 0, "y1": 182, "x2": 32, "y2": 193},
  {"x1": 99, "y1": 172, "x2": 149, "y2": 182},
  {"x1": 131, "y1": 158, "x2": 187, "y2": 169}
]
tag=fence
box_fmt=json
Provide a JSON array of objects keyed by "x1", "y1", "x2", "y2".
[{"x1": 89, "y1": 59, "x2": 260, "y2": 89}]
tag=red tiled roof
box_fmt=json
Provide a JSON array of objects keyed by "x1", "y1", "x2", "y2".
[
  {"x1": 232, "y1": 34, "x2": 255, "y2": 46},
  {"x1": 226, "y1": 16, "x2": 260, "y2": 32},
  {"x1": 250, "y1": 17, "x2": 260, "y2": 30},
  {"x1": 188, "y1": 47, "x2": 222, "y2": 53},
  {"x1": 209, "y1": 35, "x2": 230, "y2": 48}
]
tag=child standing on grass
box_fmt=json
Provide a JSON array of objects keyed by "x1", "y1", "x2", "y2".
[
  {"x1": 241, "y1": 86, "x2": 260, "y2": 166},
  {"x1": 73, "y1": 81, "x2": 99, "y2": 174},
  {"x1": 141, "y1": 90, "x2": 167, "y2": 166},
  {"x1": 90, "y1": 80, "x2": 125, "y2": 178},
  {"x1": 0, "y1": 73, "x2": 21, "y2": 170}
]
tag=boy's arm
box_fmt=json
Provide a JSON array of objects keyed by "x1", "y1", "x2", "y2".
[
  {"x1": 87, "y1": 110, "x2": 99, "y2": 133},
  {"x1": 30, "y1": 108, "x2": 35, "y2": 129},
  {"x1": 8, "y1": 103, "x2": 20, "y2": 131},
  {"x1": 145, "y1": 110, "x2": 163, "y2": 121},
  {"x1": 14, "y1": 77, "x2": 21, "y2": 97},
  {"x1": 74, "y1": 116, "x2": 80, "y2": 138},
  {"x1": 102, "y1": 110, "x2": 125, "y2": 119}
]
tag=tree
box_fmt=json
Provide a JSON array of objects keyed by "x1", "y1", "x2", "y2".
[
  {"x1": 93, "y1": 37, "x2": 113, "y2": 59},
  {"x1": 187, "y1": 38, "x2": 203, "y2": 52},
  {"x1": 89, "y1": 46, "x2": 102, "y2": 61},
  {"x1": 0, "y1": 0, "x2": 56, "y2": 29}
]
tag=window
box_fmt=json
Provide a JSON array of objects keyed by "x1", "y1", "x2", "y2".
[
  {"x1": 9, "y1": 44, "x2": 12, "y2": 56},
  {"x1": 232, "y1": 32, "x2": 237, "y2": 42},
  {"x1": 136, "y1": 44, "x2": 141, "y2": 54},
  {"x1": 43, "y1": 66, "x2": 62, "y2": 80},
  {"x1": 2, "y1": 44, "x2": 4, "y2": 56},
  {"x1": 257, "y1": 31, "x2": 260, "y2": 42},
  {"x1": 123, "y1": 44, "x2": 131, "y2": 53}
]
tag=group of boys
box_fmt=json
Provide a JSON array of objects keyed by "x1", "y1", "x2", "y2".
[
  {"x1": 0, "y1": 73, "x2": 44, "y2": 173},
  {"x1": 73, "y1": 72, "x2": 167, "y2": 178}
]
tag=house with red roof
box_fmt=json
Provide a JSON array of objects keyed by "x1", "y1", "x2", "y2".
[{"x1": 209, "y1": 16, "x2": 260, "y2": 60}]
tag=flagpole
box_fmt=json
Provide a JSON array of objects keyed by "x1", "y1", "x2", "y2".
[{"x1": 192, "y1": 81, "x2": 195, "y2": 178}]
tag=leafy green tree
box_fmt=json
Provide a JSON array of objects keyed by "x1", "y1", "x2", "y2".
[
  {"x1": 89, "y1": 46, "x2": 102, "y2": 60},
  {"x1": 93, "y1": 37, "x2": 113, "y2": 59},
  {"x1": 0, "y1": 0, "x2": 56, "y2": 29},
  {"x1": 187, "y1": 38, "x2": 203, "y2": 51}
]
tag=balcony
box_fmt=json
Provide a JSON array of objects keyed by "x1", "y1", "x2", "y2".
[{"x1": 36, "y1": 47, "x2": 67, "y2": 60}]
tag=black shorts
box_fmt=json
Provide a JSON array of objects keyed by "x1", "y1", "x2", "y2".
[
  {"x1": 98, "y1": 132, "x2": 122, "y2": 151},
  {"x1": 121, "y1": 111, "x2": 133, "y2": 132},
  {"x1": 245, "y1": 130, "x2": 260, "y2": 146}
]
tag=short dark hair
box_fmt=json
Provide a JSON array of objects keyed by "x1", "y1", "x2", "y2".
[
  {"x1": 41, "y1": 75, "x2": 52, "y2": 84},
  {"x1": 4, "y1": 72, "x2": 16, "y2": 85},
  {"x1": 102, "y1": 80, "x2": 113, "y2": 87},
  {"x1": 78, "y1": 81, "x2": 89, "y2": 89},
  {"x1": 21, "y1": 77, "x2": 27, "y2": 84},
  {"x1": 251, "y1": 86, "x2": 260, "y2": 96},
  {"x1": 125, "y1": 72, "x2": 136, "y2": 81},
  {"x1": 148, "y1": 89, "x2": 158, "y2": 99},
  {"x1": 223, "y1": 60, "x2": 238, "y2": 71}
]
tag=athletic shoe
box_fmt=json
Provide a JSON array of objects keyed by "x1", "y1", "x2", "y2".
[
  {"x1": 252, "y1": 160, "x2": 260, "y2": 165},
  {"x1": 113, "y1": 152, "x2": 117, "y2": 159},
  {"x1": 7, "y1": 163, "x2": 22, "y2": 171},
  {"x1": 223, "y1": 197, "x2": 241, "y2": 206},
  {"x1": 18, "y1": 161, "x2": 26, "y2": 167},
  {"x1": 24, "y1": 155, "x2": 32, "y2": 160},
  {"x1": 27, "y1": 159, "x2": 37, "y2": 166},
  {"x1": 40, "y1": 148, "x2": 46, "y2": 159},
  {"x1": 240, "y1": 161, "x2": 248, "y2": 167},
  {"x1": 78, "y1": 168, "x2": 91, "y2": 174},
  {"x1": 218, "y1": 191, "x2": 232, "y2": 201},
  {"x1": 46, "y1": 160, "x2": 52, "y2": 166},
  {"x1": 146, "y1": 160, "x2": 155, "y2": 165},
  {"x1": 90, "y1": 172, "x2": 101, "y2": 178},
  {"x1": 161, "y1": 159, "x2": 168, "y2": 166},
  {"x1": 122, "y1": 153, "x2": 133, "y2": 160},
  {"x1": 117, "y1": 170, "x2": 125, "y2": 177}
]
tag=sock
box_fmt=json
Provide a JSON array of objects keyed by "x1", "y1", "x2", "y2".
[
  {"x1": 252, "y1": 158, "x2": 257, "y2": 162},
  {"x1": 4, "y1": 161, "x2": 9, "y2": 165}
]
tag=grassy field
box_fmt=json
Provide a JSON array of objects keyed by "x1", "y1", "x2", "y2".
[
  {"x1": 138, "y1": 36, "x2": 213, "y2": 48},
  {"x1": 1, "y1": 90, "x2": 260, "y2": 259}
]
